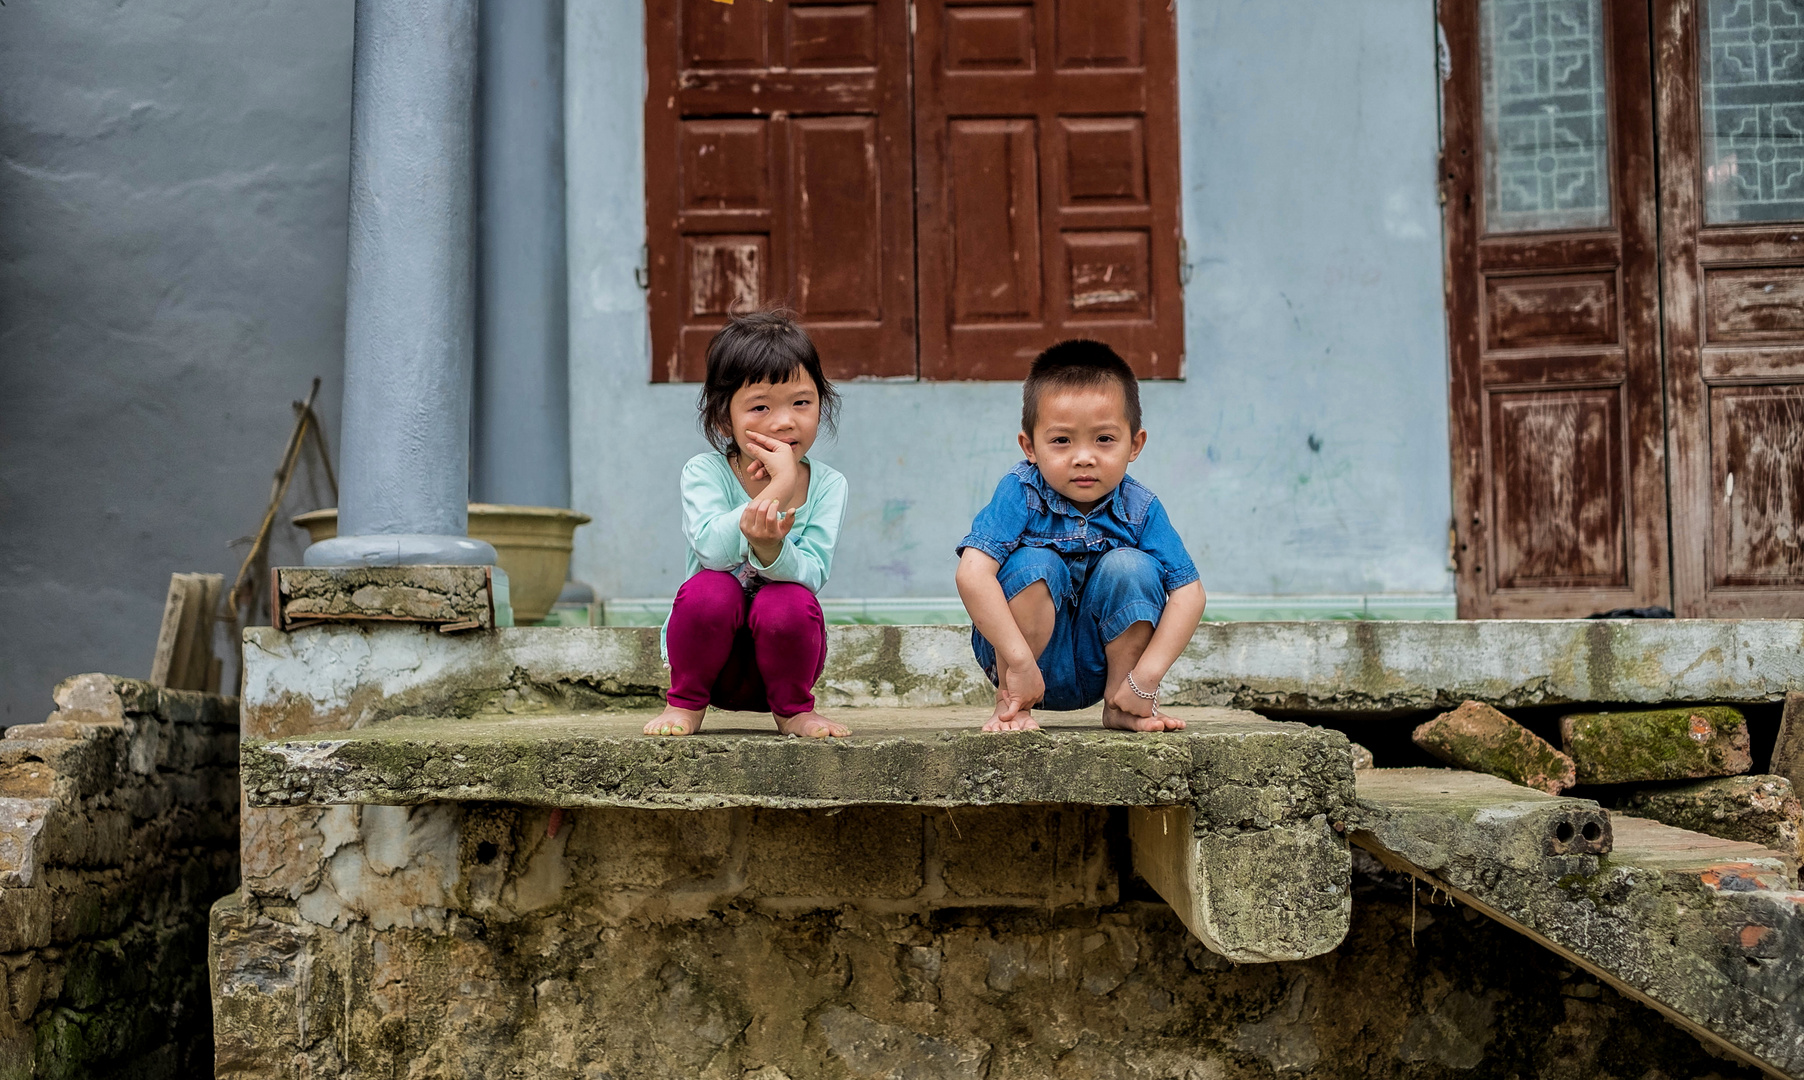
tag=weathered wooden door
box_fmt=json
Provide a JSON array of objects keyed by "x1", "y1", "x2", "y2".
[
  {"x1": 911, "y1": 0, "x2": 1185, "y2": 381},
  {"x1": 645, "y1": 0, "x2": 917, "y2": 382},
  {"x1": 1443, "y1": 0, "x2": 1673, "y2": 617},
  {"x1": 1655, "y1": 0, "x2": 1804, "y2": 616}
]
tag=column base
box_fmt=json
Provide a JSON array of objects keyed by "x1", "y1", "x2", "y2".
[{"x1": 304, "y1": 533, "x2": 498, "y2": 567}]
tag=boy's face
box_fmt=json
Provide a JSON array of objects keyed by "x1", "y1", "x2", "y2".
[
  {"x1": 1019, "y1": 383, "x2": 1147, "y2": 513},
  {"x1": 726, "y1": 371, "x2": 821, "y2": 459}
]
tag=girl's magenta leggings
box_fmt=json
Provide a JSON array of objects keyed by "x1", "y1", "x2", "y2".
[{"x1": 665, "y1": 570, "x2": 827, "y2": 717}]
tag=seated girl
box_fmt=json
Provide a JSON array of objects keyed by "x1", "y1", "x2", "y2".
[{"x1": 644, "y1": 310, "x2": 851, "y2": 738}]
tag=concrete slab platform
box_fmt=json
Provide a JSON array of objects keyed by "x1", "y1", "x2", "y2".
[
  {"x1": 242, "y1": 705, "x2": 1356, "y2": 962},
  {"x1": 1355, "y1": 768, "x2": 1804, "y2": 1079}
]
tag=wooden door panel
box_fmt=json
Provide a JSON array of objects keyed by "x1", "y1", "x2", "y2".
[
  {"x1": 1056, "y1": 0, "x2": 1142, "y2": 67},
  {"x1": 1444, "y1": 0, "x2": 1670, "y2": 617},
  {"x1": 1063, "y1": 230, "x2": 1151, "y2": 318},
  {"x1": 648, "y1": 0, "x2": 915, "y2": 381},
  {"x1": 916, "y1": 0, "x2": 1182, "y2": 381},
  {"x1": 1481, "y1": 350, "x2": 1630, "y2": 385},
  {"x1": 683, "y1": 0, "x2": 768, "y2": 67},
  {"x1": 948, "y1": 119, "x2": 1043, "y2": 322},
  {"x1": 1058, "y1": 118, "x2": 1147, "y2": 204},
  {"x1": 1485, "y1": 273, "x2": 1620, "y2": 349},
  {"x1": 785, "y1": 4, "x2": 877, "y2": 67},
  {"x1": 1705, "y1": 266, "x2": 1804, "y2": 340},
  {"x1": 680, "y1": 120, "x2": 770, "y2": 212},
  {"x1": 1656, "y1": 0, "x2": 1804, "y2": 615},
  {"x1": 944, "y1": 6, "x2": 1036, "y2": 70},
  {"x1": 1710, "y1": 385, "x2": 1804, "y2": 586},
  {"x1": 1489, "y1": 389, "x2": 1627, "y2": 589},
  {"x1": 789, "y1": 116, "x2": 882, "y2": 320}
]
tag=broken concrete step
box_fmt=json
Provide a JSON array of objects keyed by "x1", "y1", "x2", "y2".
[
  {"x1": 1561, "y1": 706, "x2": 1753, "y2": 784},
  {"x1": 1619, "y1": 775, "x2": 1801, "y2": 868},
  {"x1": 242, "y1": 705, "x2": 1356, "y2": 963},
  {"x1": 1412, "y1": 699, "x2": 1576, "y2": 794},
  {"x1": 274, "y1": 565, "x2": 498, "y2": 630},
  {"x1": 1355, "y1": 767, "x2": 1804, "y2": 1079}
]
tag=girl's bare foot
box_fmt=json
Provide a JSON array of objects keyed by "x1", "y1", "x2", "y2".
[
  {"x1": 774, "y1": 710, "x2": 850, "y2": 737},
  {"x1": 644, "y1": 705, "x2": 706, "y2": 736},
  {"x1": 1101, "y1": 702, "x2": 1185, "y2": 733}
]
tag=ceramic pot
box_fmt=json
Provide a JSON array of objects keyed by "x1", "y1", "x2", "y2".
[{"x1": 292, "y1": 504, "x2": 592, "y2": 625}]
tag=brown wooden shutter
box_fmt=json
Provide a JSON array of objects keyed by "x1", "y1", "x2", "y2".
[
  {"x1": 912, "y1": 0, "x2": 1185, "y2": 381},
  {"x1": 646, "y1": 0, "x2": 916, "y2": 381}
]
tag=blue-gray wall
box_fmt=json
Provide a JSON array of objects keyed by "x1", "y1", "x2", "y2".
[
  {"x1": 0, "y1": 1, "x2": 353, "y2": 722},
  {"x1": 0, "y1": 0, "x2": 1453, "y2": 722},
  {"x1": 567, "y1": 0, "x2": 1454, "y2": 603}
]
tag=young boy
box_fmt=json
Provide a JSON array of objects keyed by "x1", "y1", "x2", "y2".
[{"x1": 955, "y1": 340, "x2": 1206, "y2": 733}]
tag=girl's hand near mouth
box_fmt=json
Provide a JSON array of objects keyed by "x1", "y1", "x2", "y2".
[{"x1": 739, "y1": 430, "x2": 800, "y2": 498}]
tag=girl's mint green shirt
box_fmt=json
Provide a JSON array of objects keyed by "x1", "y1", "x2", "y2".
[{"x1": 680, "y1": 450, "x2": 848, "y2": 593}]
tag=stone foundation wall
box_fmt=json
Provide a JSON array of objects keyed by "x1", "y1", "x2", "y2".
[
  {"x1": 0, "y1": 675, "x2": 238, "y2": 1079},
  {"x1": 213, "y1": 802, "x2": 1758, "y2": 1080}
]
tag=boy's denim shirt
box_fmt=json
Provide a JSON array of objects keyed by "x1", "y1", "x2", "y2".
[{"x1": 957, "y1": 461, "x2": 1199, "y2": 599}]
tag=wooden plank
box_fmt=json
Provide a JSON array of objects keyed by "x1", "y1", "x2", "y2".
[
  {"x1": 182, "y1": 573, "x2": 223, "y2": 692},
  {"x1": 166, "y1": 574, "x2": 204, "y2": 692},
  {"x1": 149, "y1": 574, "x2": 190, "y2": 687}
]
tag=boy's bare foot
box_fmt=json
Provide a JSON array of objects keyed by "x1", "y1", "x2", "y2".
[
  {"x1": 644, "y1": 705, "x2": 706, "y2": 736},
  {"x1": 774, "y1": 710, "x2": 850, "y2": 738},
  {"x1": 1102, "y1": 701, "x2": 1186, "y2": 733},
  {"x1": 983, "y1": 700, "x2": 1040, "y2": 733}
]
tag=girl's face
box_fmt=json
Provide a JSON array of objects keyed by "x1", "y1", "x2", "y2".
[{"x1": 726, "y1": 371, "x2": 822, "y2": 459}]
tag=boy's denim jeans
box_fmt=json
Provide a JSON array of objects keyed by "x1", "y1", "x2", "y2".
[{"x1": 971, "y1": 546, "x2": 1168, "y2": 711}]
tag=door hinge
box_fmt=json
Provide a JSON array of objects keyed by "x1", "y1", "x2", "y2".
[
  {"x1": 909, "y1": 2, "x2": 917, "y2": 35},
  {"x1": 635, "y1": 244, "x2": 650, "y2": 290},
  {"x1": 1178, "y1": 237, "x2": 1192, "y2": 286}
]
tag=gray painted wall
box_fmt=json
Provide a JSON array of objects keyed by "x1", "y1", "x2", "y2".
[
  {"x1": 0, "y1": 1, "x2": 354, "y2": 722},
  {"x1": 0, "y1": 0, "x2": 1453, "y2": 722},
  {"x1": 567, "y1": 0, "x2": 1454, "y2": 602}
]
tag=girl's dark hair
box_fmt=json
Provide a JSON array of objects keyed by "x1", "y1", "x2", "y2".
[{"x1": 697, "y1": 309, "x2": 840, "y2": 456}]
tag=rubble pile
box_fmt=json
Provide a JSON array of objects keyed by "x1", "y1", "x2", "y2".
[
  {"x1": 0, "y1": 674, "x2": 238, "y2": 1079},
  {"x1": 1410, "y1": 697, "x2": 1802, "y2": 865}
]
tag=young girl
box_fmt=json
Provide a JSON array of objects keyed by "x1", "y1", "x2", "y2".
[{"x1": 644, "y1": 311, "x2": 852, "y2": 738}]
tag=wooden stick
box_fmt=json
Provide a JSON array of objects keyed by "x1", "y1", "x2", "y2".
[
  {"x1": 296, "y1": 399, "x2": 338, "y2": 502},
  {"x1": 228, "y1": 378, "x2": 322, "y2": 616}
]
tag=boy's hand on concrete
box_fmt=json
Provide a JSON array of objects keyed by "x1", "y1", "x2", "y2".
[{"x1": 989, "y1": 663, "x2": 1044, "y2": 731}]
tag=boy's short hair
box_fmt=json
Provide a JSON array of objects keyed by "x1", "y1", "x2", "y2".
[{"x1": 1021, "y1": 339, "x2": 1142, "y2": 437}]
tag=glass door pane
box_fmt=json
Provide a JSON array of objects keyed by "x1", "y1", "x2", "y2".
[
  {"x1": 1700, "y1": 0, "x2": 1804, "y2": 223},
  {"x1": 1482, "y1": 0, "x2": 1613, "y2": 232}
]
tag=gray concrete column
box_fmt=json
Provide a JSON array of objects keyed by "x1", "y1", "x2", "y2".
[
  {"x1": 306, "y1": 0, "x2": 497, "y2": 568},
  {"x1": 474, "y1": 0, "x2": 570, "y2": 510}
]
